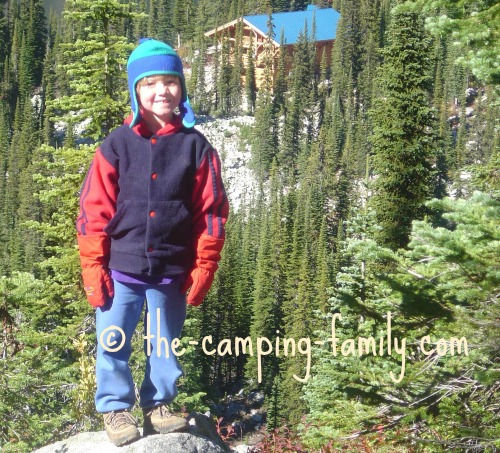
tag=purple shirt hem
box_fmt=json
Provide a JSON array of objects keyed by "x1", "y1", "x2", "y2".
[{"x1": 111, "y1": 269, "x2": 175, "y2": 285}]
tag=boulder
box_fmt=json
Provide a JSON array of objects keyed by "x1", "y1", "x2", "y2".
[{"x1": 32, "y1": 413, "x2": 230, "y2": 453}]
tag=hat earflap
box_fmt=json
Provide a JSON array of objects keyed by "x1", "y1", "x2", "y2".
[{"x1": 180, "y1": 98, "x2": 195, "y2": 128}]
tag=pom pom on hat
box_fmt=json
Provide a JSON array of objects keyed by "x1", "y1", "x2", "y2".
[{"x1": 127, "y1": 38, "x2": 195, "y2": 128}]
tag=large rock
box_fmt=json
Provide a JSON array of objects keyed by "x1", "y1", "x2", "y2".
[
  {"x1": 32, "y1": 412, "x2": 231, "y2": 453},
  {"x1": 31, "y1": 431, "x2": 227, "y2": 453}
]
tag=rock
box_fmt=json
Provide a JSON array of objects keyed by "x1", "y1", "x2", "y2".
[
  {"x1": 32, "y1": 413, "x2": 231, "y2": 453},
  {"x1": 31, "y1": 431, "x2": 227, "y2": 453},
  {"x1": 466, "y1": 87, "x2": 478, "y2": 105},
  {"x1": 247, "y1": 391, "x2": 265, "y2": 406},
  {"x1": 232, "y1": 445, "x2": 251, "y2": 453},
  {"x1": 250, "y1": 412, "x2": 263, "y2": 423},
  {"x1": 188, "y1": 411, "x2": 231, "y2": 452},
  {"x1": 225, "y1": 402, "x2": 246, "y2": 418}
]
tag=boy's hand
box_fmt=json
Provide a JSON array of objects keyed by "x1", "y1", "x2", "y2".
[
  {"x1": 77, "y1": 234, "x2": 113, "y2": 308},
  {"x1": 181, "y1": 268, "x2": 214, "y2": 306},
  {"x1": 181, "y1": 234, "x2": 224, "y2": 306},
  {"x1": 82, "y1": 265, "x2": 114, "y2": 308}
]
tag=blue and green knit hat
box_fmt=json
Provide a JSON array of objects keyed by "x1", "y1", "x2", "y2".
[{"x1": 127, "y1": 38, "x2": 195, "y2": 128}]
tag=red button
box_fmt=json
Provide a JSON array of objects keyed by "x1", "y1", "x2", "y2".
[
  {"x1": 151, "y1": 173, "x2": 157, "y2": 180},
  {"x1": 149, "y1": 211, "x2": 156, "y2": 217},
  {"x1": 151, "y1": 138, "x2": 157, "y2": 144},
  {"x1": 148, "y1": 246, "x2": 153, "y2": 252}
]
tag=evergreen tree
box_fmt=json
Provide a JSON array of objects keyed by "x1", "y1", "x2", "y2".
[
  {"x1": 0, "y1": 100, "x2": 10, "y2": 275},
  {"x1": 50, "y1": 0, "x2": 137, "y2": 141},
  {"x1": 216, "y1": 29, "x2": 232, "y2": 115},
  {"x1": 280, "y1": 24, "x2": 316, "y2": 182},
  {"x1": 273, "y1": 28, "x2": 288, "y2": 114},
  {"x1": 3, "y1": 98, "x2": 37, "y2": 272},
  {"x1": 146, "y1": 0, "x2": 157, "y2": 39},
  {"x1": 18, "y1": 31, "x2": 35, "y2": 102},
  {"x1": 195, "y1": 215, "x2": 245, "y2": 393},
  {"x1": 172, "y1": 0, "x2": 195, "y2": 46},
  {"x1": 187, "y1": 0, "x2": 210, "y2": 114},
  {"x1": 10, "y1": 98, "x2": 43, "y2": 273},
  {"x1": 229, "y1": 12, "x2": 244, "y2": 114},
  {"x1": 368, "y1": 2, "x2": 440, "y2": 250},
  {"x1": 0, "y1": 0, "x2": 9, "y2": 72},
  {"x1": 251, "y1": 12, "x2": 277, "y2": 180},
  {"x1": 357, "y1": 0, "x2": 381, "y2": 114},
  {"x1": 23, "y1": 0, "x2": 47, "y2": 88},
  {"x1": 155, "y1": 0, "x2": 175, "y2": 44},
  {"x1": 134, "y1": 0, "x2": 148, "y2": 39},
  {"x1": 244, "y1": 35, "x2": 257, "y2": 114},
  {"x1": 40, "y1": 23, "x2": 57, "y2": 146},
  {"x1": 234, "y1": 205, "x2": 258, "y2": 377},
  {"x1": 246, "y1": 166, "x2": 286, "y2": 394},
  {"x1": 329, "y1": 0, "x2": 362, "y2": 97},
  {"x1": 422, "y1": 0, "x2": 500, "y2": 85},
  {"x1": 0, "y1": 140, "x2": 98, "y2": 451}
]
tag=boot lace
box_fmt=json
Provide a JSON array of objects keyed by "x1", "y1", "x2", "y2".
[
  {"x1": 147, "y1": 404, "x2": 172, "y2": 419},
  {"x1": 105, "y1": 410, "x2": 137, "y2": 429}
]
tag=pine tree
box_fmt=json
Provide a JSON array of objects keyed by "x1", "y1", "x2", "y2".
[
  {"x1": 357, "y1": 0, "x2": 381, "y2": 114},
  {"x1": 0, "y1": 100, "x2": 10, "y2": 275},
  {"x1": 195, "y1": 215, "x2": 245, "y2": 393},
  {"x1": 40, "y1": 22, "x2": 57, "y2": 146},
  {"x1": 3, "y1": 99, "x2": 33, "y2": 272},
  {"x1": 422, "y1": 0, "x2": 500, "y2": 85},
  {"x1": 11, "y1": 97, "x2": 43, "y2": 273},
  {"x1": 146, "y1": 0, "x2": 157, "y2": 39},
  {"x1": 50, "y1": 0, "x2": 137, "y2": 141},
  {"x1": 234, "y1": 205, "x2": 258, "y2": 378},
  {"x1": 187, "y1": 0, "x2": 211, "y2": 114},
  {"x1": 23, "y1": 0, "x2": 47, "y2": 88},
  {"x1": 0, "y1": 0, "x2": 9, "y2": 73},
  {"x1": 368, "y1": 2, "x2": 439, "y2": 250},
  {"x1": 216, "y1": 29, "x2": 232, "y2": 115},
  {"x1": 329, "y1": 0, "x2": 361, "y2": 98},
  {"x1": 251, "y1": 12, "x2": 278, "y2": 180},
  {"x1": 172, "y1": 0, "x2": 195, "y2": 47},
  {"x1": 134, "y1": 0, "x2": 148, "y2": 39},
  {"x1": 245, "y1": 166, "x2": 286, "y2": 394},
  {"x1": 280, "y1": 26, "x2": 315, "y2": 183},
  {"x1": 230, "y1": 8, "x2": 244, "y2": 113},
  {"x1": 273, "y1": 28, "x2": 288, "y2": 114},
  {"x1": 18, "y1": 31, "x2": 36, "y2": 102},
  {"x1": 244, "y1": 35, "x2": 257, "y2": 114}
]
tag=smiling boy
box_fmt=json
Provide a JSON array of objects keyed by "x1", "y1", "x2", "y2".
[
  {"x1": 76, "y1": 39, "x2": 229, "y2": 446},
  {"x1": 136, "y1": 74, "x2": 182, "y2": 132}
]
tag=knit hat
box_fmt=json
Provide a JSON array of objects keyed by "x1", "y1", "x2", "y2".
[{"x1": 127, "y1": 38, "x2": 195, "y2": 128}]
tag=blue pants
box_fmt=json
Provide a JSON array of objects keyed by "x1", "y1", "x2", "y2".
[{"x1": 95, "y1": 279, "x2": 187, "y2": 413}]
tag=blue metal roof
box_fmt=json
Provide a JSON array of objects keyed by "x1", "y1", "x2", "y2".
[{"x1": 243, "y1": 6, "x2": 340, "y2": 45}]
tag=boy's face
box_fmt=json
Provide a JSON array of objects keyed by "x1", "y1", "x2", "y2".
[{"x1": 136, "y1": 74, "x2": 182, "y2": 125}]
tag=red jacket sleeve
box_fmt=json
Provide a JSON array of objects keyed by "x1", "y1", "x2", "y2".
[
  {"x1": 191, "y1": 148, "x2": 229, "y2": 239},
  {"x1": 76, "y1": 148, "x2": 119, "y2": 236}
]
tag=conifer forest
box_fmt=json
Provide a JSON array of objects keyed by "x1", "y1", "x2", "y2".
[{"x1": 0, "y1": 0, "x2": 499, "y2": 451}]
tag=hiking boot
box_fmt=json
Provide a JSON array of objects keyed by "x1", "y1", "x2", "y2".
[
  {"x1": 103, "y1": 409, "x2": 141, "y2": 446},
  {"x1": 143, "y1": 404, "x2": 189, "y2": 435}
]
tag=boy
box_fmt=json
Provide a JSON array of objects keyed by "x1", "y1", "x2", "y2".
[{"x1": 76, "y1": 38, "x2": 229, "y2": 446}]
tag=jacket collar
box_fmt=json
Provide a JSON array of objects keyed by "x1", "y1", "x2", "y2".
[{"x1": 124, "y1": 112, "x2": 183, "y2": 138}]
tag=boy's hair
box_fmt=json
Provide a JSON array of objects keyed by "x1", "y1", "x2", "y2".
[
  {"x1": 135, "y1": 74, "x2": 180, "y2": 95},
  {"x1": 127, "y1": 39, "x2": 195, "y2": 128}
]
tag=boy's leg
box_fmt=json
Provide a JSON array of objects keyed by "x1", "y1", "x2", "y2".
[
  {"x1": 140, "y1": 279, "x2": 187, "y2": 408},
  {"x1": 95, "y1": 280, "x2": 145, "y2": 413}
]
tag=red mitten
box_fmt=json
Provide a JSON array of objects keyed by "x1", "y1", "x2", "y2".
[
  {"x1": 77, "y1": 234, "x2": 114, "y2": 308},
  {"x1": 181, "y1": 234, "x2": 224, "y2": 306},
  {"x1": 81, "y1": 265, "x2": 114, "y2": 308},
  {"x1": 181, "y1": 267, "x2": 214, "y2": 306}
]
